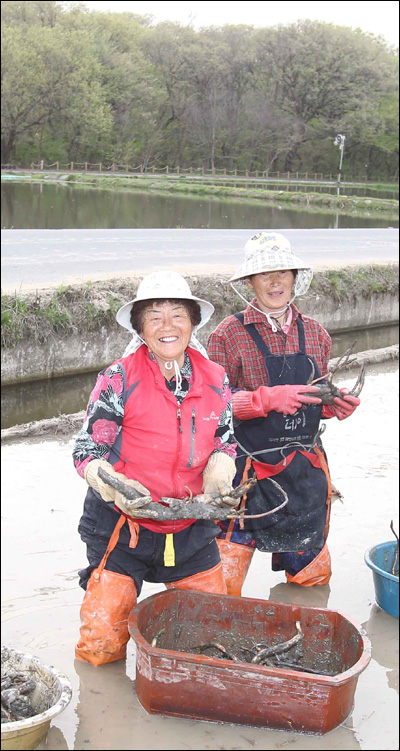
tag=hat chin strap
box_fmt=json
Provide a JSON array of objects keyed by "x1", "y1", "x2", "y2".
[{"x1": 230, "y1": 283, "x2": 294, "y2": 332}]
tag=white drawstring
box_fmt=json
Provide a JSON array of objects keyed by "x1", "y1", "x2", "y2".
[
  {"x1": 266, "y1": 312, "x2": 280, "y2": 333},
  {"x1": 230, "y1": 283, "x2": 294, "y2": 332},
  {"x1": 173, "y1": 360, "x2": 182, "y2": 394},
  {"x1": 165, "y1": 360, "x2": 182, "y2": 395}
]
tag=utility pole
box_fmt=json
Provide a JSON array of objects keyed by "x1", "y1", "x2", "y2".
[{"x1": 334, "y1": 134, "x2": 345, "y2": 195}]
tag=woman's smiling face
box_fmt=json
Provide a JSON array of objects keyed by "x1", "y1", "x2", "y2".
[
  {"x1": 141, "y1": 301, "x2": 193, "y2": 368},
  {"x1": 246, "y1": 270, "x2": 295, "y2": 313}
]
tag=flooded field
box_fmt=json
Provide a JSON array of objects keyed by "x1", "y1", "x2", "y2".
[{"x1": 1, "y1": 361, "x2": 398, "y2": 750}]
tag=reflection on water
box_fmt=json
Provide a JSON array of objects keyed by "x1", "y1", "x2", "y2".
[
  {"x1": 1, "y1": 371, "x2": 93, "y2": 429},
  {"x1": 1, "y1": 182, "x2": 398, "y2": 230},
  {"x1": 1, "y1": 325, "x2": 398, "y2": 429},
  {"x1": 330, "y1": 324, "x2": 399, "y2": 358}
]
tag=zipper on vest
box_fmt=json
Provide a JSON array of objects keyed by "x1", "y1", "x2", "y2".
[
  {"x1": 171, "y1": 406, "x2": 184, "y2": 501},
  {"x1": 177, "y1": 407, "x2": 183, "y2": 433},
  {"x1": 187, "y1": 408, "x2": 196, "y2": 468}
]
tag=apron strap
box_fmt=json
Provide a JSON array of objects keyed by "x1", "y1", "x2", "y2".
[
  {"x1": 225, "y1": 455, "x2": 253, "y2": 538},
  {"x1": 296, "y1": 316, "x2": 306, "y2": 353},
  {"x1": 235, "y1": 312, "x2": 306, "y2": 355},
  {"x1": 235, "y1": 313, "x2": 271, "y2": 357},
  {"x1": 238, "y1": 455, "x2": 252, "y2": 531},
  {"x1": 97, "y1": 514, "x2": 126, "y2": 574}
]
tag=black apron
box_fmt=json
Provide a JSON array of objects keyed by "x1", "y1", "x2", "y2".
[{"x1": 234, "y1": 313, "x2": 329, "y2": 552}]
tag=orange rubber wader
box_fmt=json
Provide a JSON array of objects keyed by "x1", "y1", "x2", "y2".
[
  {"x1": 165, "y1": 562, "x2": 227, "y2": 594},
  {"x1": 75, "y1": 515, "x2": 138, "y2": 666},
  {"x1": 217, "y1": 456, "x2": 255, "y2": 596}
]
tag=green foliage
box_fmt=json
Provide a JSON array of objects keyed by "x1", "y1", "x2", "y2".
[
  {"x1": 107, "y1": 294, "x2": 121, "y2": 316},
  {"x1": 1, "y1": 6, "x2": 398, "y2": 180},
  {"x1": 1, "y1": 18, "x2": 113, "y2": 163},
  {"x1": 1, "y1": 309, "x2": 13, "y2": 326},
  {"x1": 0, "y1": 280, "x2": 137, "y2": 348},
  {"x1": 312, "y1": 265, "x2": 399, "y2": 302},
  {"x1": 40, "y1": 301, "x2": 71, "y2": 327},
  {"x1": 1, "y1": 294, "x2": 33, "y2": 344}
]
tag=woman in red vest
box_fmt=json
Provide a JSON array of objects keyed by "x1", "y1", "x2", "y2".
[{"x1": 73, "y1": 271, "x2": 237, "y2": 666}]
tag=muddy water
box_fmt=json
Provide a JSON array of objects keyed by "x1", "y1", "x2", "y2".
[{"x1": 1, "y1": 362, "x2": 398, "y2": 750}]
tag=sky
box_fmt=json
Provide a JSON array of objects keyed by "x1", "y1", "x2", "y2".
[{"x1": 81, "y1": 1, "x2": 399, "y2": 47}]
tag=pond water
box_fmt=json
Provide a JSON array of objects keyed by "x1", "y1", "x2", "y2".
[
  {"x1": 1, "y1": 324, "x2": 398, "y2": 429},
  {"x1": 1, "y1": 181, "x2": 398, "y2": 230}
]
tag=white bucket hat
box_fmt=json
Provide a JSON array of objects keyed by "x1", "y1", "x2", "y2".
[
  {"x1": 116, "y1": 270, "x2": 214, "y2": 333},
  {"x1": 116, "y1": 271, "x2": 214, "y2": 363},
  {"x1": 229, "y1": 232, "x2": 313, "y2": 297}
]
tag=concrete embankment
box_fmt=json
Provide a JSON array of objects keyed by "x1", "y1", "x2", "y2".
[{"x1": 1, "y1": 264, "x2": 398, "y2": 385}]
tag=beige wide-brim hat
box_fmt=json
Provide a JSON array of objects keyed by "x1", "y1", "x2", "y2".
[
  {"x1": 229, "y1": 232, "x2": 313, "y2": 296},
  {"x1": 116, "y1": 270, "x2": 214, "y2": 333}
]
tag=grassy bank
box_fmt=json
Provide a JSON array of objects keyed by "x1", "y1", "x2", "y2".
[
  {"x1": 1, "y1": 264, "x2": 398, "y2": 349},
  {"x1": 4, "y1": 172, "x2": 399, "y2": 219}
]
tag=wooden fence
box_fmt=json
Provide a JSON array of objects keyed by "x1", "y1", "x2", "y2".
[{"x1": 1, "y1": 161, "x2": 398, "y2": 184}]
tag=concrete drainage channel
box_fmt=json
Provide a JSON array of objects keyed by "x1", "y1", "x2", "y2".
[{"x1": 1, "y1": 345, "x2": 398, "y2": 442}]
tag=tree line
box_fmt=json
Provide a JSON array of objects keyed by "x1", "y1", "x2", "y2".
[{"x1": 1, "y1": 0, "x2": 399, "y2": 180}]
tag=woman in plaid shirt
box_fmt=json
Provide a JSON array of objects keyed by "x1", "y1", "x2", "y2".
[{"x1": 208, "y1": 232, "x2": 361, "y2": 593}]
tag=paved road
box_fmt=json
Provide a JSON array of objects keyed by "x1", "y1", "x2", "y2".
[{"x1": 1, "y1": 227, "x2": 398, "y2": 290}]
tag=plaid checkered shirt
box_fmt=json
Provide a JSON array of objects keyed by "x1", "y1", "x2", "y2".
[{"x1": 207, "y1": 299, "x2": 331, "y2": 391}]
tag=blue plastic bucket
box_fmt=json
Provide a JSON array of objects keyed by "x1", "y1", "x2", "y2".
[{"x1": 364, "y1": 541, "x2": 399, "y2": 618}]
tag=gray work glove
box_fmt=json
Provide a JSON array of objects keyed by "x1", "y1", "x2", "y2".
[{"x1": 84, "y1": 459, "x2": 151, "y2": 515}]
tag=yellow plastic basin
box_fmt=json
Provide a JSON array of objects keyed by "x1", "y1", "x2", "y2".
[{"x1": 1, "y1": 647, "x2": 72, "y2": 751}]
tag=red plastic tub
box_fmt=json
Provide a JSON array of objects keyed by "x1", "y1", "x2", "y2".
[{"x1": 129, "y1": 590, "x2": 371, "y2": 735}]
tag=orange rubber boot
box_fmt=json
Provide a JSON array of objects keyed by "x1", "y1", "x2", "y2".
[
  {"x1": 165, "y1": 562, "x2": 227, "y2": 594},
  {"x1": 286, "y1": 543, "x2": 332, "y2": 587},
  {"x1": 217, "y1": 539, "x2": 255, "y2": 596},
  {"x1": 75, "y1": 515, "x2": 137, "y2": 666},
  {"x1": 75, "y1": 568, "x2": 137, "y2": 666}
]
